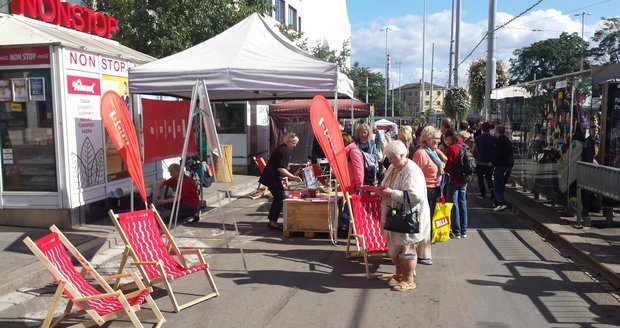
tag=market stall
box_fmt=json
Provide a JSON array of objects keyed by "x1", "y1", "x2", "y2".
[{"x1": 0, "y1": 8, "x2": 154, "y2": 228}]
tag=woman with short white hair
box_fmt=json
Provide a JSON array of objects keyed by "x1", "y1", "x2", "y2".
[{"x1": 380, "y1": 141, "x2": 431, "y2": 291}]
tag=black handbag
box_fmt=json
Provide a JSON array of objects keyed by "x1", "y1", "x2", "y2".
[{"x1": 384, "y1": 191, "x2": 420, "y2": 234}]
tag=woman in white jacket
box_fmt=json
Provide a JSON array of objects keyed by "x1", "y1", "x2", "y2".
[{"x1": 380, "y1": 141, "x2": 431, "y2": 291}]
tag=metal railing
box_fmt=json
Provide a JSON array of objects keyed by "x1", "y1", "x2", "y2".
[{"x1": 576, "y1": 161, "x2": 620, "y2": 226}]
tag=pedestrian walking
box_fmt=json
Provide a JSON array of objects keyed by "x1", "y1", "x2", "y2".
[
  {"x1": 381, "y1": 141, "x2": 430, "y2": 291},
  {"x1": 412, "y1": 126, "x2": 446, "y2": 265},
  {"x1": 491, "y1": 126, "x2": 514, "y2": 212},
  {"x1": 472, "y1": 122, "x2": 495, "y2": 199},
  {"x1": 443, "y1": 128, "x2": 469, "y2": 238}
]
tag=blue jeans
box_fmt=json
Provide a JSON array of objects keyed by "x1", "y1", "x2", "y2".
[
  {"x1": 493, "y1": 165, "x2": 513, "y2": 206},
  {"x1": 447, "y1": 184, "x2": 468, "y2": 235}
]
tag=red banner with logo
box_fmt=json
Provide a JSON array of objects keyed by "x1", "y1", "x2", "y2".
[
  {"x1": 142, "y1": 99, "x2": 197, "y2": 163},
  {"x1": 310, "y1": 95, "x2": 351, "y2": 193},
  {"x1": 100, "y1": 91, "x2": 146, "y2": 202},
  {"x1": 0, "y1": 46, "x2": 50, "y2": 66}
]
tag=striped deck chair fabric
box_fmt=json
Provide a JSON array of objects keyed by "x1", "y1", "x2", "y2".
[
  {"x1": 117, "y1": 209, "x2": 206, "y2": 281},
  {"x1": 24, "y1": 225, "x2": 165, "y2": 328},
  {"x1": 110, "y1": 206, "x2": 218, "y2": 312},
  {"x1": 346, "y1": 193, "x2": 388, "y2": 278},
  {"x1": 35, "y1": 232, "x2": 151, "y2": 316}
]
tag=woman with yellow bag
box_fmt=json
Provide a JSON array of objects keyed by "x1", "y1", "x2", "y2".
[{"x1": 412, "y1": 126, "x2": 447, "y2": 264}]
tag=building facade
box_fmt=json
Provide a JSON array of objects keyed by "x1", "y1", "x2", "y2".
[{"x1": 398, "y1": 82, "x2": 446, "y2": 117}]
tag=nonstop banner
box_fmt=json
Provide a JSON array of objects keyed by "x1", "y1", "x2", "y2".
[
  {"x1": 142, "y1": 99, "x2": 197, "y2": 163},
  {"x1": 310, "y1": 95, "x2": 351, "y2": 193},
  {"x1": 100, "y1": 91, "x2": 146, "y2": 202}
]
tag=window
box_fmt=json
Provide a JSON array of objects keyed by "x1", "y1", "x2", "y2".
[
  {"x1": 437, "y1": 101, "x2": 441, "y2": 105},
  {"x1": 288, "y1": 5, "x2": 298, "y2": 31},
  {"x1": 213, "y1": 102, "x2": 246, "y2": 134},
  {"x1": 424, "y1": 101, "x2": 429, "y2": 105},
  {"x1": 275, "y1": 0, "x2": 285, "y2": 23},
  {"x1": 0, "y1": 69, "x2": 57, "y2": 191},
  {"x1": 437, "y1": 91, "x2": 441, "y2": 95},
  {"x1": 425, "y1": 91, "x2": 429, "y2": 95}
]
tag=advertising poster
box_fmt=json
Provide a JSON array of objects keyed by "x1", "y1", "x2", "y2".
[
  {"x1": 11, "y1": 78, "x2": 28, "y2": 102},
  {"x1": 0, "y1": 79, "x2": 11, "y2": 102},
  {"x1": 142, "y1": 99, "x2": 197, "y2": 163},
  {"x1": 28, "y1": 77, "x2": 45, "y2": 101},
  {"x1": 101, "y1": 75, "x2": 131, "y2": 181},
  {"x1": 604, "y1": 82, "x2": 620, "y2": 168},
  {"x1": 66, "y1": 72, "x2": 105, "y2": 188}
]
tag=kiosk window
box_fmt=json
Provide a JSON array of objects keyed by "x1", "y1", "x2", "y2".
[
  {"x1": 213, "y1": 102, "x2": 246, "y2": 134},
  {"x1": 0, "y1": 69, "x2": 57, "y2": 191}
]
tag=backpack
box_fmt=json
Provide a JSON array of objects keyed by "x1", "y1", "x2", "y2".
[
  {"x1": 455, "y1": 144, "x2": 476, "y2": 182},
  {"x1": 348, "y1": 148, "x2": 376, "y2": 185}
]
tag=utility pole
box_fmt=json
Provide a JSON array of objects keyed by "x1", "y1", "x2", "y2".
[
  {"x1": 484, "y1": 0, "x2": 496, "y2": 122},
  {"x1": 454, "y1": 0, "x2": 461, "y2": 86},
  {"x1": 448, "y1": 0, "x2": 455, "y2": 88},
  {"x1": 575, "y1": 12, "x2": 591, "y2": 71},
  {"x1": 429, "y1": 43, "x2": 435, "y2": 113},
  {"x1": 420, "y1": 0, "x2": 426, "y2": 121},
  {"x1": 380, "y1": 26, "x2": 392, "y2": 117}
]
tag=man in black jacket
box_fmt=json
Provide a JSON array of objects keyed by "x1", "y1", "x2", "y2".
[{"x1": 492, "y1": 126, "x2": 514, "y2": 211}]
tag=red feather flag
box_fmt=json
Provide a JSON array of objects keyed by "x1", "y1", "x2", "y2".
[
  {"x1": 100, "y1": 91, "x2": 147, "y2": 202},
  {"x1": 310, "y1": 95, "x2": 351, "y2": 194}
]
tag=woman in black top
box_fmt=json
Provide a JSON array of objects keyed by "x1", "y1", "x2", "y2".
[{"x1": 259, "y1": 132, "x2": 303, "y2": 230}]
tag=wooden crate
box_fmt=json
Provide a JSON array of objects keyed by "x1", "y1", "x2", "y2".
[{"x1": 283, "y1": 199, "x2": 335, "y2": 238}]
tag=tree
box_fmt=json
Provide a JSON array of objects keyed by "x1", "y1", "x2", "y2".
[
  {"x1": 443, "y1": 87, "x2": 470, "y2": 122},
  {"x1": 590, "y1": 17, "x2": 620, "y2": 64},
  {"x1": 82, "y1": 0, "x2": 273, "y2": 58},
  {"x1": 347, "y1": 62, "x2": 386, "y2": 112},
  {"x1": 508, "y1": 32, "x2": 589, "y2": 84},
  {"x1": 467, "y1": 59, "x2": 509, "y2": 111}
]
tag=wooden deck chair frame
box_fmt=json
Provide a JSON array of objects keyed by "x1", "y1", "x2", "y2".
[
  {"x1": 23, "y1": 225, "x2": 165, "y2": 328},
  {"x1": 343, "y1": 192, "x2": 388, "y2": 279},
  {"x1": 109, "y1": 205, "x2": 219, "y2": 312},
  {"x1": 252, "y1": 155, "x2": 289, "y2": 190}
]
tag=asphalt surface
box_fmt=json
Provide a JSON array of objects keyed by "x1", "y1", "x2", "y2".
[{"x1": 0, "y1": 184, "x2": 618, "y2": 328}]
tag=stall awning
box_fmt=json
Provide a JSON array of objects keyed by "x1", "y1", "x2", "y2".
[
  {"x1": 0, "y1": 13, "x2": 154, "y2": 63},
  {"x1": 269, "y1": 99, "x2": 370, "y2": 118}
]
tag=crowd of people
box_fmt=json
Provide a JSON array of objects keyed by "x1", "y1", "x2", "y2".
[{"x1": 258, "y1": 118, "x2": 523, "y2": 292}]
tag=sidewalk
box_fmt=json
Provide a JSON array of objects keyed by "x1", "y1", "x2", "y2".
[
  {"x1": 0, "y1": 174, "x2": 261, "y2": 305},
  {"x1": 0, "y1": 174, "x2": 617, "y2": 307}
]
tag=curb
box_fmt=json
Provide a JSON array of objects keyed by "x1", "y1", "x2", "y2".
[{"x1": 506, "y1": 188, "x2": 620, "y2": 290}]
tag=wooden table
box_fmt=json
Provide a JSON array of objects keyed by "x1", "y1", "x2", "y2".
[{"x1": 283, "y1": 198, "x2": 338, "y2": 238}]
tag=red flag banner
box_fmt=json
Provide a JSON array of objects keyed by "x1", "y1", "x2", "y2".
[
  {"x1": 100, "y1": 91, "x2": 146, "y2": 202},
  {"x1": 142, "y1": 99, "x2": 197, "y2": 163},
  {"x1": 310, "y1": 95, "x2": 351, "y2": 193}
]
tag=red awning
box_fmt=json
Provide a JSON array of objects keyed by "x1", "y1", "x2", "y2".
[{"x1": 269, "y1": 99, "x2": 371, "y2": 118}]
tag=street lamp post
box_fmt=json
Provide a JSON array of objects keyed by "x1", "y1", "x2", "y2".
[
  {"x1": 575, "y1": 12, "x2": 591, "y2": 71},
  {"x1": 380, "y1": 26, "x2": 391, "y2": 117},
  {"x1": 396, "y1": 61, "x2": 403, "y2": 117}
]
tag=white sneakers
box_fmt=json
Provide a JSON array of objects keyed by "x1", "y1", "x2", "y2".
[{"x1": 494, "y1": 204, "x2": 507, "y2": 212}]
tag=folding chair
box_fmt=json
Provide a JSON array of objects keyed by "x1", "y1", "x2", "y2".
[
  {"x1": 345, "y1": 193, "x2": 389, "y2": 279},
  {"x1": 109, "y1": 206, "x2": 219, "y2": 312},
  {"x1": 253, "y1": 155, "x2": 288, "y2": 190},
  {"x1": 23, "y1": 225, "x2": 165, "y2": 328}
]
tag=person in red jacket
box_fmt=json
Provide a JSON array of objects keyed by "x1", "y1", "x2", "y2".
[
  {"x1": 443, "y1": 128, "x2": 469, "y2": 238},
  {"x1": 154, "y1": 163, "x2": 200, "y2": 223}
]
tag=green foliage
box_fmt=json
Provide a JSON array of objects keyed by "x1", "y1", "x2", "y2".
[
  {"x1": 82, "y1": 0, "x2": 273, "y2": 58},
  {"x1": 590, "y1": 17, "x2": 620, "y2": 64},
  {"x1": 443, "y1": 87, "x2": 470, "y2": 122},
  {"x1": 348, "y1": 62, "x2": 386, "y2": 112},
  {"x1": 508, "y1": 32, "x2": 589, "y2": 83},
  {"x1": 467, "y1": 59, "x2": 509, "y2": 111}
]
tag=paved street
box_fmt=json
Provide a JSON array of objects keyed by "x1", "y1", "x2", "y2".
[{"x1": 0, "y1": 188, "x2": 618, "y2": 327}]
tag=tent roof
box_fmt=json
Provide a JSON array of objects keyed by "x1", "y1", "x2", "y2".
[
  {"x1": 0, "y1": 13, "x2": 154, "y2": 63},
  {"x1": 269, "y1": 99, "x2": 370, "y2": 118},
  {"x1": 129, "y1": 13, "x2": 353, "y2": 100}
]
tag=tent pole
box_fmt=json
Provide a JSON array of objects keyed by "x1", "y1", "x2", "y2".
[{"x1": 169, "y1": 82, "x2": 199, "y2": 232}]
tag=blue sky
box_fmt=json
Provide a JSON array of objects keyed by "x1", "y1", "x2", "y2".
[{"x1": 346, "y1": 0, "x2": 616, "y2": 87}]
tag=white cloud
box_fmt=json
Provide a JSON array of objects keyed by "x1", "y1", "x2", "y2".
[{"x1": 350, "y1": 9, "x2": 604, "y2": 88}]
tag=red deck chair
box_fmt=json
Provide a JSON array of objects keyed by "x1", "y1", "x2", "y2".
[
  {"x1": 253, "y1": 155, "x2": 289, "y2": 189},
  {"x1": 310, "y1": 163, "x2": 328, "y2": 185},
  {"x1": 345, "y1": 193, "x2": 388, "y2": 279},
  {"x1": 109, "y1": 206, "x2": 219, "y2": 312},
  {"x1": 23, "y1": 225, "x2": 165, "y2": 328}
]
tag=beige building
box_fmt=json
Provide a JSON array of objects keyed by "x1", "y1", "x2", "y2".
[{"x1": 397, "y1": 82, "x2": 446, "y2": 116}]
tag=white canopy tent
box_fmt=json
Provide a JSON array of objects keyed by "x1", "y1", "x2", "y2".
[{"x1": 128, "y1": 13, "x2": 353, "y2": 100}]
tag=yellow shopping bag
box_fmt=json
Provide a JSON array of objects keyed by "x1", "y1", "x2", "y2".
[{"x1": 431, "y1": 198, "x2": 453, "y2": 243}]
